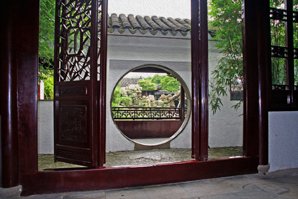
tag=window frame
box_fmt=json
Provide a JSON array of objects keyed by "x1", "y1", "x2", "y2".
[{"x1": 268, "y1": 0, "x2": 298, "y2": 110}]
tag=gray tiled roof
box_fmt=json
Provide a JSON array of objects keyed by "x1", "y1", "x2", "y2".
[
  {"x1": 119, "y1": 78, "x2": 141, "y2": 87},
  {"x1": 108, "y1": 14, "x2": 214, "y2": 38}
]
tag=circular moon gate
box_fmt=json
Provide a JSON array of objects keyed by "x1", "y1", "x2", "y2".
[{"x1": 111, "y1": 65, "x2": 191, "y2": 146}]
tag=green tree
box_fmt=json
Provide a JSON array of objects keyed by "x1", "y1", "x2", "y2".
[
  {"x1": 160, "y1": 76, "x2": 180, "y2": 92},
  {"x1": 209, "y1": 0, "x2": 298, "y2": 114},
  {"x1": 39, "y1": 0, "x2": 55, "y2": 61},
  {"x1": 39, "y1": 0, "x2": 55, "y2": 100},
  {"x1": 39, "y1": 67, "x2": 54, "y2": 100},
  {"x1": 111, "y1": 86, "x2": 132, "y2": 107},
  {"x1": 270, "y1": 0, "x2": 298, "y2": 85},
  {"x1": 138, "y1": 75, "x2": 180, "y2": 92},
  {"x1": 209, "y1": 0, "x2": 243, "y2": 114},
  {"x1": 138, "y1": 79, "x2": 157, "y2": 91},
  {"x1": 151, "y1": 74, "x2": 163, "y2": 84}
]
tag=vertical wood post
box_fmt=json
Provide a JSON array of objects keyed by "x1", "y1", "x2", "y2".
[
  {"x1": 243, "y1": 0, "x2": 270, "y2": 172},
  {"x1": 256, "y1": 0, "x2": 270, "y2": 169},
  {"x1": 16, "y1": 0, "x2": 39, "y2": 179},
  {"x1": 0, "y1": 0, "x2": 19, "y2": 187},
  {"x1": 243, "y1": 0, "x2": 260, "y2": 157},
  {"x1": 98, "y1": 0, "x2": 108, "y2": 166},
  {"x1": 191, "y1": 0, "x2": 209, "y2": 161}
]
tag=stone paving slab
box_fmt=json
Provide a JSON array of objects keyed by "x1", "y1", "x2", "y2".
[
  {"x1": 0, "y1": 168, "x2": 297, "y2": 199},
  {"x1": 38, "y1": 147, "x2": 243, "y2": 170}
]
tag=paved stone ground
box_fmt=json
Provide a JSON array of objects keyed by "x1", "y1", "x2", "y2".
[
  {"x1": 1, "y1": 168, "x2": 297, "y2": 199},
  {"x1": 39, "y1": 147, "x2": 243, "y2": 170}
]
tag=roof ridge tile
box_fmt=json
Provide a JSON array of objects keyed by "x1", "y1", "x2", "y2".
[
  {"x1": 119, "y1": 14, "x2": 132, "y2": 29},
  {"x1": 136, "y1": 15, "x2": 151, "y2": 30},
  {"x1": 107, "y1": 14, "x2": 210, "y2": 38},
  {"x1": 160, "y1": 17, "x2": 177, "y2": 30},
  {"x1": 111, "y1": 13, "x2": 121, "y2": 28},
  {"x1": 144, "y1": 16, "x2": 161, "y2": 30},
  {"x1": 167, "y1": 17, "x2": 187, "y2": 31},
  {"x1": 128, "y1": 14, "x2": 141, "y2": 29},
  {"x1": 152, "y1": 16, "x2": 171, "y2": 31}
]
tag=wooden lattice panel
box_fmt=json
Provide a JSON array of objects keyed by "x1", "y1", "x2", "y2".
[{"x1": 56, "y1": 0, "x2": 102, "y2": 81}]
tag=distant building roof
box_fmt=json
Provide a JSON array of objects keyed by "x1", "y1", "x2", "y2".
[
  {"x1": 119, "y1": 78, "x2": 141, "y2": 87},
  {"x1": 108, "y1": 14, "x2": 215, "y2": 38}
]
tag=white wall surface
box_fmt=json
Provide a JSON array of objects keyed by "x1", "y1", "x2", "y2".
[
  {"x1": 269, "y1": 112, "x2": 298, "y2": 171},
  {"x1": 209, "y1": 102, "x2": 243, "y2": 148},
  {"x1": 38, "y1": 101, "x2": 54, "y2": 154},
  {"x1": 208, "y1": 42, "x2": 243, "y2": 147}
]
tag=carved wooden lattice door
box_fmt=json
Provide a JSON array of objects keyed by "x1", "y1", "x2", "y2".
[{"x1": 54, "y1": 0, "x2": 106, "y2": 167}]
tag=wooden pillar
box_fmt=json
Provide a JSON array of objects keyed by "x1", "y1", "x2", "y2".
[
  {"x1": 0, "y1": 0, "x2": 19, "y2": 187},
  {"x1": 256, "y1": 0, "x2": 270, "y2": 169},
  {"x1": 243, "y1": 0, "x2": 260, "y2": 158},
  {"x1": 98, "y1": 0, "x2": 108, "y2": 166},
  {"x1": 243, "y1": 0, "x2": 270, "y2": 172},
  {"x1": 191, "y1": 0, "x2": 209, "y2": 161}
]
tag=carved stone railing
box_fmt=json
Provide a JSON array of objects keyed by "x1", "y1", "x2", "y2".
[{"x1": 111, "y1": 107, "x2": 185, "y2": 120}]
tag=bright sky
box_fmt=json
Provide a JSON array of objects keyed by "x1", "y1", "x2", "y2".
[{"x1": 108, "y1": 0, "x2": 191, "y2": 19}]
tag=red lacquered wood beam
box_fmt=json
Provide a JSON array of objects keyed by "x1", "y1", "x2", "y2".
[{"x1": 21, "y1": 157, "x2": 258, "y2": 195}]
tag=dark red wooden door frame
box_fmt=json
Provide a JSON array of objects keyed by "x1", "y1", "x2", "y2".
[{"x1": 1, "y1": 0, "x2": 268, "y2": 194}]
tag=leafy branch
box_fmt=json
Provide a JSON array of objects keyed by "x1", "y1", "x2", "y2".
[{"x1": 209, "y1": 0, "x2": 243, "y2": 114}]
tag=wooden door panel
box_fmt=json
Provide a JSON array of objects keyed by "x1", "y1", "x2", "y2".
[
  {"x1": 54, "y1": 81, "x2": 94, "y2": 166},
  {"x1": 53, "y1": 0, "x2": 106, "y2": 167},
  {"x1": 57, "y1": 103, "x2": 89, "y2": 147}
]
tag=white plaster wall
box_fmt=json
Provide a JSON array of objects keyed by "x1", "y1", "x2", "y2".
[
  {"x1": 208, "y1": 42, "x2": 243, "y2": 147},
  {"x1": 38, "y1": 101, "x2": 54, "y2": 154},
  {"x1": 108, "y1": 35, "x2": 191, "y2": 62},
  {"x1": 209, "y1": 101, "x2": 243, "y2": 148},
  {"x1": 269, "y1": 112, "x2": 298, "y2": 171}
]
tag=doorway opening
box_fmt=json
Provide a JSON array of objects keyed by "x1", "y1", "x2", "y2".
[
  {"x1": 111, "y1": 65, "x2": 191, "y2": 146},
  {"x1": 105, "y1": 0, "x2": 194, "y2": 165},
  {"x1": 207, "y1": 0, "x2": 244, "y2": 159},
  {"x1": 106, "y1": 65, "x2": 192, "y2": 166},
  {"x1": 37, "y1": 0, "x2": 244, "y2": 170}
]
